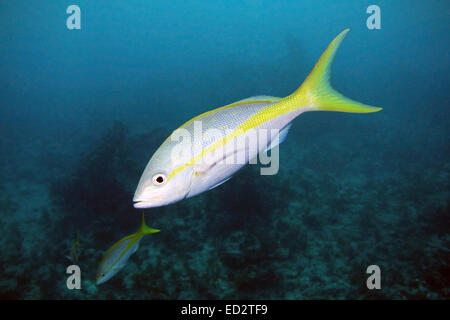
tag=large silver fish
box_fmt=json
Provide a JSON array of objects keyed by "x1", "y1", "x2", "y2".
[{"x1": 133, "y1": 29, "x2": 381, "y2": 209}]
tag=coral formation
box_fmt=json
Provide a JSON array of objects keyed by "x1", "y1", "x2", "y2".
[{"x1": 0, "y1": 119, "x2": 447, "y2": 299}]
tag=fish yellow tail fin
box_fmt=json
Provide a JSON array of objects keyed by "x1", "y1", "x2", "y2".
[
  {"x1": 139, "y1": 213, "x2": 160, "y2": 235},
  {"x1": 287, "y1": 28, "x2": 382, "y2": 113}
]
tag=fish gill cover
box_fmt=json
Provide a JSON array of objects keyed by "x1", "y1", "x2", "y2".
[{"x1": 0, "y1": 1, "x2": 448, "y2": 299}]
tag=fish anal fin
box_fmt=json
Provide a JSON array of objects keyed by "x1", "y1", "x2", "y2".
[{"x1": 269, "y1": 123, "x2": 292, "y2": 150}]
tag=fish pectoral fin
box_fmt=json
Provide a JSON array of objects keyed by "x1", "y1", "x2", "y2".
[
  {"x1": 208, "y1": 176, "x2": 233, "y2": 191},
  {"x1": 194, "y1": 148, "x2": 247, "y2": 176},
  {"x1": 194, "y1": 162, "x2": 214, "y2": 177}
]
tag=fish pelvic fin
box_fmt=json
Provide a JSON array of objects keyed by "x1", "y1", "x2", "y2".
[
  {"x1": 285, "y1": 28, "x2": 382, "y2": 113},
  {"x1": 138, "y1": 213, "x2": 160, "y2": 236}
]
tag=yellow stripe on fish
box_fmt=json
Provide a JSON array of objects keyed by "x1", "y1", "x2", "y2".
[
  {"x1": 178, "y1": 95, "x2": 282, "y2": 129},
  {"x1": 166, "y1": 98, "x2": 281, "y2": 181}
]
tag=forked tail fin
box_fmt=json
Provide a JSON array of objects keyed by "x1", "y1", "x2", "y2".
[
  {"x1": 138, "y1": 213, "x2": 160, "y2": 236},
  {"x1": 286, "y1": 28, "x2": 382, "y2": 113}
]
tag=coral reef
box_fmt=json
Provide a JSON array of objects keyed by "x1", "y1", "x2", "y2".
[{"x1": 0, "y1": 120, "x2": 448, "y2": 299}]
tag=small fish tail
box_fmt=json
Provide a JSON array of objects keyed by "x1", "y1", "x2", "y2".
[
  {"x1": 139, "y1": 213, "x2": 160, "y2": 235},
  {"x1": 286, "y1": 28, "x2": 382, "y2": 113}
]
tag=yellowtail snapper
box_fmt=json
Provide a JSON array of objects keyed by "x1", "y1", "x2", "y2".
[
  {"x1": 133, "y1": 29, "x2": 382, "y2": 209},
  {"x1": 96, "y1": 214, "x2": 160, "y2": 285}
]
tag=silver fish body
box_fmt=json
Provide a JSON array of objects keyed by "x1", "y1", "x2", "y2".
[{"x1": 133, "y1": 29, "x2": 382, "y2": 209}]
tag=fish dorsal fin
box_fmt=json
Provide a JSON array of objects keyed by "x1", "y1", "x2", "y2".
[
  {"x1": 179, "y1": 96, "x2": 281, "y2": 129},
  {"x1": 233, "y1": 96, "x2": 281, "y2": 104}
]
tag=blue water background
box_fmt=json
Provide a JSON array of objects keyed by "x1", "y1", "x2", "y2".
[{"x1": 0, "y1": 1, "x2": 448, "y2": 299}]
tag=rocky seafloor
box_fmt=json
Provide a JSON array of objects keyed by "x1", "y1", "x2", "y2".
[{"x1": 0, "y1": 117, "x2": 448, "y2": 300}]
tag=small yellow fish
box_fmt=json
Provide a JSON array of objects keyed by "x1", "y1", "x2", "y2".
[
  {"x1": 96, "y1": 214, "x2": 160, "y2": 285},
  {"x1": 65, "y1": 232, "x2": 80, "y2": 264},
  {"x1": 71, "y1": 232, "x2": 80, "y2": 264}
]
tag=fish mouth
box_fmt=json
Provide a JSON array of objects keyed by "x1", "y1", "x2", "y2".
[
  {"x1": 133, "y1": 197, "x2": 160, "y2": 209},
  {"x1": 133, "y1": 201, "x2": 152, "y2": 209}
]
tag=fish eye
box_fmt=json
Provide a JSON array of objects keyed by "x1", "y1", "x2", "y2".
[{"x1": 152, "y1": 173, "x2": 167, "y2": 186}]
